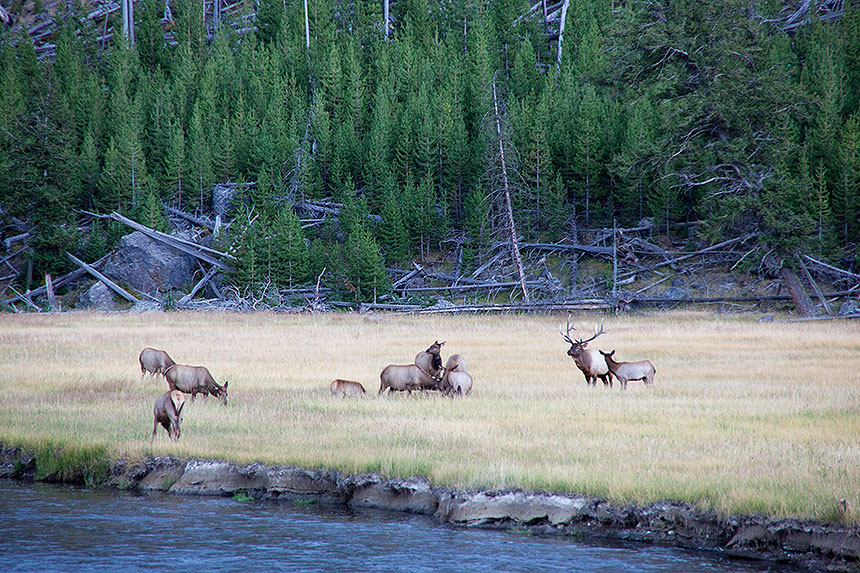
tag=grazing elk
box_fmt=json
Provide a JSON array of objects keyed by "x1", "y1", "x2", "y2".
[
  {"x1": 599, "y1": 350, "x2": 656, "y2": 389},
  {"x1": 165, "y1": 364, "x2": 229, "y2": 405},
  {"x1": 440, "y1": 363, "x2": 472, "y2": 397},
  {"x1": 415, "y1": 340, "x2": 445, "y2": 380},
  {"x1": 151, "y1": 390, "x2": 185, "y2": 442},
  {"x1": 379, "y1": 364, "x2": 439, "y2": 395},
  {"x1": 330, "y1": 379, "x2": 366, "y2": 398},
  {"x1": 139, "y1": 347, "x2": 176, "y2": 378},
  {"x1": 560, "y1": 316, "x2": 613, "y2": 387},
  {"x1": 444, "y1": 354, "x2": 466, "y2": 375}
]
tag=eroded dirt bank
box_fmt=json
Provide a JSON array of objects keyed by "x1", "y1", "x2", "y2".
[{"x1": 2, "y1": 445, "x2": 857, "y2": 572}]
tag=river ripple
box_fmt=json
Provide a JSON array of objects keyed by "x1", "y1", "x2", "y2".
[{"x1": 0, "y1": 481, "x2": 785, "y2": 572}]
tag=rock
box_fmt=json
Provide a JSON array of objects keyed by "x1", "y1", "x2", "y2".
[
  {"x1": 662, "y1": 286, "x2": 687, "y2": 300},
  {"x1": 76, "y1": 281, "x2": 117, "y2": 311},
  {"x1": 347, "y1": 475, "x2": 439, "y2": 515},
  {"x1": 838, "y1": 300, "x2": 860, "y2": 316},
  {"x1": 168, "y1": 459, "x2": 268, "y2": 496},
  {"x1": 759, "y1": 314, "x2": 775, "y2": 322},
  {"x1": 100, "y1": 231, "x2": 197, "y2": 296},
  {"x1": 266, "y1": 465, "x2": 346, "y2": 505},
  {"x1": 436, "y1": 491, "x2": 590, "y2": 526},
  {"x1": 671, "y1": 277, "x2": 685, "y2": 287},
  {"x1": 131, "y1": 300, "x2": 162, "y2": 313}
]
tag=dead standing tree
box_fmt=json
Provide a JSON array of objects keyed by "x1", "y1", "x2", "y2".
[{"x1": 484, "y1": 72, "x2": 530, "y2": 301}]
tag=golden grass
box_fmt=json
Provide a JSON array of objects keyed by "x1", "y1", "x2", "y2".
[{"x1": 1, "y1": 310, "x2": 859, "y2": 523}]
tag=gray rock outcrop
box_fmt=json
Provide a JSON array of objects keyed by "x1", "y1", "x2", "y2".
[
  {"x1": 100, "y1": 231, "x2": 197, "y2": 295},
  {"x1": 76, "y1": 281, "x2": 116, "y2": 311}
]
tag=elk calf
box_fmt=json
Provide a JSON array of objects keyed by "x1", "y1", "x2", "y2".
[
  {"x1": 379, "y1": 364, "x2": 439, "y2": 395},
  {"x1": 415, "y1": 340, "x2": 445, "y2": 380},
  {"x1": 599, "y1": 350, "x2": 655, "y2": 389},
  {"x1": 139, "y1": 347, "x2": 176, "y2": 378},
  {"x1": 165, "y1": 364, "x2": 229, "y2": 405},
  {"x1": 330, "y1": 379, "x2": 366, "y2": 398},
  {"x1": 151, "y1": 390, "x2": 185, "y2": 442}
]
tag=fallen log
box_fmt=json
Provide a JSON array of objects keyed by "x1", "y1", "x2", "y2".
[
  {"x1": 398, "y1": 280, "x2": 544, "y2": 293},
  {"x1": 1, "y1": 254, "x2": 110, "y2": 306},
  {"x1": 45, "y1": 274, "x2": 57, "y2": 311},
  {"x1": 178, "y1": 266, "x2": 220, "y2": 306},
  {"x1": 801, "y1": 254, "x2": 860, "y2": 280},
  {"x1": 412, "y1": 300, "x2": 612, "y2": 314},
  {"x1": 66, "y1": 252, "x2": 139, "y2": 303},
  {"x1": 797, "y1": 255, "x2": 831, "y2": 315},
  {"x1": 165, "y1": 206, "x2": 216, "y2": 231},
  {"x1": 103, "y1": 212, "x2": 235, "y2": 269},
  {"x1": 6, "y1": 285, "x2": 39, "y2": 311},
  {"x1": 617, "y1": 234, "x2": 757, "y2": 280}
]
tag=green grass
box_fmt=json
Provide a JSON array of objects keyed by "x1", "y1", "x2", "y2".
[{"x1": 1, "y1": 310, "x2": 859, "y2": 524}]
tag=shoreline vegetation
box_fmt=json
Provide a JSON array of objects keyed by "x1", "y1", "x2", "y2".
[{"x1": 1, "y1": 310, "x2": 859, "y2": 569}]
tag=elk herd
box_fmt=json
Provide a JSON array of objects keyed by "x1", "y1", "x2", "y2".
[{"x1": 146, "y1": 315, "x2": 654, "y2": 442}]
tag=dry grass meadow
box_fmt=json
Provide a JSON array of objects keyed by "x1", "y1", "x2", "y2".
[{"x1": 1, "y1": 310, "x2": 859, "y2": 523}]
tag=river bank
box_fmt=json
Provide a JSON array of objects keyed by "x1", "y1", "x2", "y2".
[{"x1": 2, "y1": 445, "x2": 857, "y2": 572}]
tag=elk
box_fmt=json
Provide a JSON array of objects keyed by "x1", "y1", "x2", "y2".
[
  {"x1": 560, "y1": 316, "x2": 613, "y2": 387},
  {"x1": 440, "y1": 363, "x2": 472, "y2": 397},
  {"x1": 165, "y1": 364, "x2": 229, "y2": 405},
  {"x1": 415, "y1": 340, "x2": 445, "y2": 380},
  {"x1": 379, "y1": 364, "x2": 439, "y2": 395},
  {"x1": 599, "y1": 350, "x2": 656, "y2": 389},
  {"x1": 151, "y1": 390, "x2": 185, "y2": 442},
  {"x1": 139, "y1": 347, "x2": 175, "y2": 378},
  {"x1": 330, "y1": 379, "x2": 366, "y2": 398},
  {"x1": 444, "y1": 354, "x2": 466, "y2": 374}
]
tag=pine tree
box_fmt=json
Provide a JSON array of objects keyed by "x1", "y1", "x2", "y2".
[
  {"x1": 344, "y1": 226, "x2": 390, "y2": 302},
  {"x1": 376, "y1": 176, "x2": 410, "y2": 265},
  {"x1": 164, "y1": 118, "x2": 187, "y2": 207},
  {"x1": 834, "y1": 114, "x2": 860, "y2": 244},
  {"x1": 270, "y1": 206, "x2": 310, "y2": 288}
]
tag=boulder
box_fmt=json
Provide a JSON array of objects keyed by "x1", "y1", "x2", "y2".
[
  {"x1": 838, "y1": 300, "x2": 860, "y2": 316},
  {"x1": 76, "y1": 281, "x2": 116, "y2": 311},
  {"x1": 662, "y1": 286, "x2": 687, "y2": 300},
  {"x1": 100, "y1": 231, "x2": 197, "y2": 296}
]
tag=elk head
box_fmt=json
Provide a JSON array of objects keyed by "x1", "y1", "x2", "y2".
[{"x1": 560, "y1": 315, "x2": 606, "y2": 357}]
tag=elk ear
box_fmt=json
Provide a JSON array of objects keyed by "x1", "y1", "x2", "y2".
[{"x1": 224, "y1": 380, "x2": 229, "y2": 390}]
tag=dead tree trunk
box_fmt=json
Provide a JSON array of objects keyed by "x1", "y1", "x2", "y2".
[
  {"x1": 555, "y1": 0, "x2": 570, "y2": 72},
  {"x1": 780, "y1": 267, "x2": 816, "y2": 317},
  {"x1": 491, "y1": 73, "x2": 529, "y2": 301}
]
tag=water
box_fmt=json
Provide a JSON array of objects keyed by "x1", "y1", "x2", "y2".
[{"x1": 0, "y1": 481, "x2": 784, "y2": 572}]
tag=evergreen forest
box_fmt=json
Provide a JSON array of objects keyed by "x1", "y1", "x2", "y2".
[{"x1": 1, "y1": 0, "x2": 859, "y2": 304}]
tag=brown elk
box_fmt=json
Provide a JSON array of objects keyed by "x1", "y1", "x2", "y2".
[
  {"x1": 440, "y1": 363, "x2": 472, "y2": 397},
  {"x1": 165, "y1": 364, "x2": 229, "y2": 405},
  {"x1": 139, "y1": 347, "x2": 175, "y2": 378},
  {"x1": 379, "y1": 364, "x2": 439, "y2": 395},
  {"x1": 560, "y1": 316, "x2": 613, "y2": 387},
  {"x1": 330, "y1": 379, "x2": 366, "y2": 397},
  {"x1": 415, "y1": 340, "x2": 445, "y2": 380},
  {"x1": 599, "y1": 350, "x2": 656, "y2": 389},
  {"x1": 151, "y1": 390, "x2": 185, "y2": 442}
]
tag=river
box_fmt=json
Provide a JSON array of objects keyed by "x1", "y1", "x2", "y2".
[{"x1": 0, "y1": 481, "x2": 786, "y2": 572}]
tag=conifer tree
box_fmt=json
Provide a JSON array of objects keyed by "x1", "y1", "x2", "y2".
[
  {"x1": 376, "y1": 176, "x2": 410, "y2": 265},
  {"x1": 165, "y1": 118, "x2": 187, "y2": 207}
]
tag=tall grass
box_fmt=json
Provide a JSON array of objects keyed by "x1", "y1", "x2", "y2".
[{"x1": 1, "y1": 311, "x2": 858, "y2": 523}]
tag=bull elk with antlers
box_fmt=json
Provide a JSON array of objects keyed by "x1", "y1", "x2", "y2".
[{"x1": 560, "y1": 316, "x2": 613, "y2": 387}]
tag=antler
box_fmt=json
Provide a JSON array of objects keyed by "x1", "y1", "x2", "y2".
[
  {"x1": 578, "y1": 317, "x2": 607, "y2": 345},
  {"x1": 559, "y1": 313, "x2": 575, "y2": 344}
]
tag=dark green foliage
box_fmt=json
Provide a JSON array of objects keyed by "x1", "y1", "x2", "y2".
[{"x1": 3, "y1": 0, "x2": 860, "y2": 299}]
